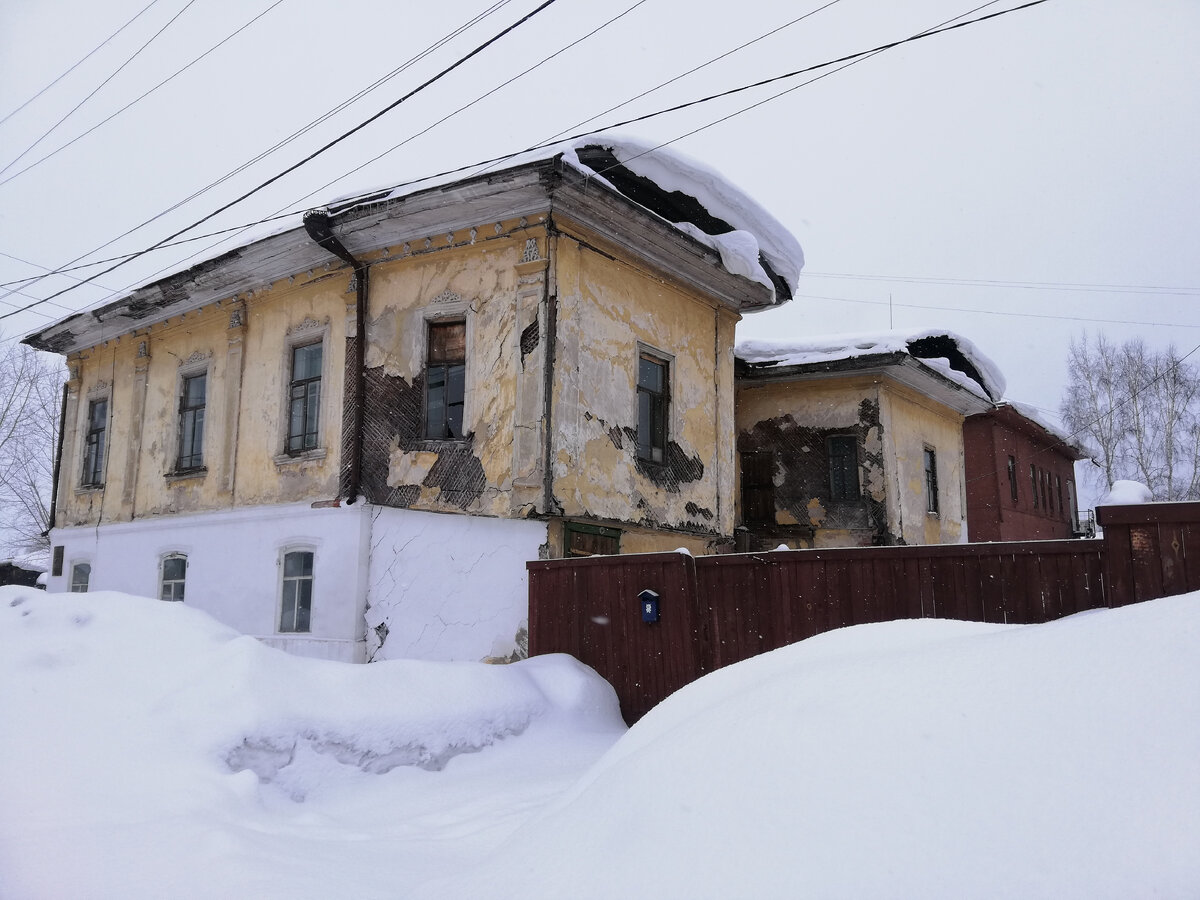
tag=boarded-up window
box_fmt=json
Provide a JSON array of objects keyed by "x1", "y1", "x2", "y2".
[
  {"x1": 741, "y1": 451, "x2": 775, "y2": 524},
  {"x1": 425, "y1": 322, "x2": 466, "y2": 440},
  {"x1": 828, "y1": 435, "x2": 860, "y2": 501}
]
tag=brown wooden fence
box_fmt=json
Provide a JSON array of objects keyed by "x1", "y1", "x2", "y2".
[{"x1": 528, "y1": 502, "x2": 1200, "y2": 723}]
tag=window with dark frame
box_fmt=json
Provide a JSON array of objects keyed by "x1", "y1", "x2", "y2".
[
  {"x1": 1056, "y1": 475, "x2": 1065, "y2": 519},
  {"x1": 637, "y1": 352, "x2": 669, "y2": 464},
  {"x1": 160, "y1": 555, "x2": 186, "y2": 601},
  {"x1": 70, "y1": 562, "x2": 91, "y2": 593},
  {"x1": 176, "y1": 372, "x2": 206, "y2": 471},
  {"x1": 564, "y1": 522, "x2": 621, "y2": 557},
  {"x1": 287, "y1": 342, "x2": 323, "y2": 454},
  {"x1": 1040, "y1": 468, "x2": 1049, "y2": 512},
  {"x1": 424, "y1": 321, "x2": 466, "y2": 440},
  {"x1": 1007, "y1": 455, "x2": 1018, "y2": 503},
  {"x1": 1046, "y1": 470, "x2": 1054, "y2": 514},
  {"x1": 52, "y1": 546, "x2": 64, "y2": 577},
  {"x1": 828, "y1": 435, "x2": 860, "y2": 501},
  {"x1": 923, "y1": 447, "x2": 940, "y2": 514},
  {"x1": 279, "y1": 550, "x2": 314, "y2": 633},
  {"x1": 741, "y1": 451, "x2": 776, "y2": 524},
  {"x1": 1030, "y1": 464, "x2": 1039, "y2": 509},
  {"x1": 81, "y1": 398, "x2": 108, "y2": 487}
]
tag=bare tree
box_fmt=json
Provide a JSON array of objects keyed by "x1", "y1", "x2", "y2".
[
  {"x1": 1061, "y1": 333, "x2": 1200, "y2": 501},
  {"x1": 0, "y1": 338, "x2": 63, "y2": 558}
]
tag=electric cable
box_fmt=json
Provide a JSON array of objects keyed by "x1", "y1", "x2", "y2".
[
  {"x1": 0, "y1": 0, "x2": 165, "y2": 128},
  {"x1": 0, "y1": 0, "x2": 202, "y2": 177},
  {"x1": 0, "y1": 0, "x2": 291, "y2": 188}
]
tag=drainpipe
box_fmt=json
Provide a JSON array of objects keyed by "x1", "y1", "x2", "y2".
[
  {"x1": 302, "y1": 209, "x2": 367, "y2": 505},
  {"x1": 46, "y1": 381, "x2": 69, "y2": 533}
]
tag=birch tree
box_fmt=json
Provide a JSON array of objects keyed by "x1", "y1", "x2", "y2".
[
  {"x1": 0, "y1": 339, "x2": 63, "y2": 557},
  {"x1": 1061, "y1": 333, "x2": 1200, "y2": 500}
]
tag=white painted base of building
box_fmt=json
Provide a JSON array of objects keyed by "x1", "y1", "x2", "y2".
[{"x1": 46, "y1": 503, "x2": 548, "y2": 664}]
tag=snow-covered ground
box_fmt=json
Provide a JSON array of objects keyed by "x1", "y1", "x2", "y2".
[{"x1": 2, "y1": 585, "x2": 1197, "y2": 899}]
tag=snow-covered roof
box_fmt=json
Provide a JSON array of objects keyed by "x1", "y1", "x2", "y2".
[
  {"x1": 736, "y1": 328, "x2": 1007, "y2": 402},
  {"x1": 25, "y1": 135, "x2": 803, "y2": 354}
]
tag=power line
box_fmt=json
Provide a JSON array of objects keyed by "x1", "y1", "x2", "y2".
[
  {"x1": 790, "y1": 291, "x2": 1200, "y2": 330},
  {"x1": 804, "y1": 269, "x2": 1200, "y2": 297},
  {"x1": 0, "y1": 0, "x2": 563, "y2": 322},
  {"x1": 4, "y1": 0, "x2": 1054, "y2": 324},
  {"x1": 0, "y1": 0, "x2": 290, "y2": 188},
  {"x1": 0, "y1": 0, "x2": 165, "y2": 128},
  {"x1": 0, "y1": 0, "x2": 201, "y2": 177}
]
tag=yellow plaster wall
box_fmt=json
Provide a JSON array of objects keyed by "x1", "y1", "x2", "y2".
[
  {"x1": 549, "y1": 223, "x2": 735, "y2": 538},
  {"x1": 878, "y1": 381, "x2": 968, "y2": 545}
]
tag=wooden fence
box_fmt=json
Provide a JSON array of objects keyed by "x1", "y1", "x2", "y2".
[{"x1": 528, "y1": 502, "x2": 1200, "y2": 723}]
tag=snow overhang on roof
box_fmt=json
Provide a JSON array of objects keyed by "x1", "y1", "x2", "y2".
[
  {"x1": 735, "y1": 328, "x2": 1005, "y2": 416},
  {"x1": 24, "y1": 135, "x2": 803, "y2": 356}
]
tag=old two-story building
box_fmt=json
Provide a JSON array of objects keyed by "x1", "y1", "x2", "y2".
[
  {"x1": 963, "y1": 400, "x2": 1087, "y2": 541},
  {"x1": 733, "y1": 330, "x2": 1002, "y2": 550},
  {"x1": 25, "y1": 137, "x2": 803, "y2": 664}
]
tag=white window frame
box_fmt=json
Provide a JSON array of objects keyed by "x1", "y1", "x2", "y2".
[
  {"x1": 159, "y1": 552, "x2": 188, "y2": 601},
  {"x1": 277, "y1": 545, "x2": 317, "y2": 634},
  {"x1": 69, "y1": 560, "x2": 92, "y2": 593}
]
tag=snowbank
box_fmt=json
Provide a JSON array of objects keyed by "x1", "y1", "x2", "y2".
[
  {"x1": 1103, "y1": 479, "x2": 1154, "y2": 505},
  {"x1": 737, "y1": 327, "x2": 1006, "y2": 400},
  {"x1": 428, "y1": 596, "x2": 1200, "y2": 899}
]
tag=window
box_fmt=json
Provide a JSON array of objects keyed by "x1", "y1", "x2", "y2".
[
  {"x1": 564, "y1": 522, "x2": 620, "y2": 557},
  {"x1": 70, "y1": 562, "x2": 91, "y2": 593},
  {"x1": 923, "y1": 447, "x2": 939, "y2": 514},
  {"x1": 279, "y1": 550, "x2": 314, "y2": 633},
  {"x1": 636, "y1": 352, "x2": 669, "y2": 463},
  {"x1": 741, "y1": 451, "x2": 776, "y2": 524},
  {"x1": 176, "y1": 373, "x2": 206, "y2": 471},
  {"x1": 424, "y1": 321, "x2": 466, "y2": 440},
  {"x1": 287, "y1": 342, "x2": 323, "y2": 454},
  {"x1": 1030, "y1": 464, "x2": 1039, "y2": 509},
  {"x1": 1007, "y1": 455, "x2": 1018, "y2": 503},
  {"x1": 81, "y1": 398, "x2": 108, "y2": 487},
  {"x1": 1040, "y1": 468, "x2": 1049, "y2": 512},
  {"x1": 52, "y1": 546, "x2": 64, "y2": 577},
  {"x1": 160, "y1": 554, "x2": 187, "y2": 601},
  {"x1": 828, "y1": 435, "x2": 860, "y2": 501},
  {"x1": 1045, "y1": 470, "x2": 1054, "y2": 514},
  {"x1": 1056, "y1": 475, "x2": 1065, "y2": 519}
]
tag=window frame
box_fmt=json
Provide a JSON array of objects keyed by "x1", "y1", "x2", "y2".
[
  {"x1": 1030, "y1": 463, "x2": 1039, "y2": 509},
  {"x1": 278, "y1": 547, "x2": 315, "y2": 633},
  {"x1": 1007, "y1": 455, "x2": 1018, "y2": 503},
  {"x1": 923, "y1": 446, "x2": 940, "y2": 515},
  {"x1": 81, "y1": 396, "x2": 109, "y2": 488},
  {"x1": 827, "y1": 434, "x2": 861, "y2": 502},
  {"x1": 563, "y1": 521, "x2": 621, "y2": 557},
  {"x1": 423, "y1": 319, "x2": 468, "y2": 441},
  {"x1": 160, "y1": 553, "x2": 187, "y2": 602},
  {"x1": 174, "y1": 368, "x2": 208, "y2": 473},
  {"x1": 69, "y1": 561, "x2": 91, "y2": 593},
  {"x1": 636, "y1": 347, "x2": 671, "y2": 465}
]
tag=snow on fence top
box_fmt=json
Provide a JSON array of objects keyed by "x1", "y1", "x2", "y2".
[{"x1": 736, "y1": 328, "x2": 1007, "y2": 401}]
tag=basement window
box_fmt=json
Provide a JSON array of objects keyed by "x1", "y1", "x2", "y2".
[
  {"x1": 424, "y1": 321, "x2": 466, "y2": 440},
  {"x1": 564, "y1": 522, "x2": 621, "y2": 557},
  {"x1": 636, "y1": 351, "x2": 669, "y2": 464},
  {"x1": 70, "y1": 562, "x2": 91, "y2": 593},
  {"x1": 279, "y1": 550, "x2": 314, "y2": 633},
  {"x1": 160, "y1": 554, "x2": 187, "y2": 602}
]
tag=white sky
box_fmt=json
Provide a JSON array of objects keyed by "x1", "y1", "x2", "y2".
[{"x1": 2, "y1": 0, "x2": 1197, "y2": 432}]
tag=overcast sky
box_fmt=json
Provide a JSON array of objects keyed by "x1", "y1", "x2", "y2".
[{"x1": 2, "y1": 0, "x2": 1198, "y2": 486}]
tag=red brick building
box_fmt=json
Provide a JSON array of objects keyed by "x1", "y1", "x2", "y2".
[{"x1": 964, "y1": 402, "x2": 1088, "y2": 541}]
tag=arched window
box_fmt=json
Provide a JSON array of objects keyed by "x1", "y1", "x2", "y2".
[
  {"x1": 70, "y1": 562, "x2": 91, "y2": 593},
  {"x1": 160, "y1": 554, "x2": 187, "y2": 601},
  {"x1": 279, "y1": 550, "x2": 314, "y2": 633}
]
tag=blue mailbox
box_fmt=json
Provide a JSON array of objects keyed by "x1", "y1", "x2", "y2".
[{"x1": 638, "y1": 588, "x2": 660, "y2": 624}]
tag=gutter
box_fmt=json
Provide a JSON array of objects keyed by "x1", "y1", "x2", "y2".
[
  {"x1": 46, "y1": 381, "x2": 69, "y2": 533},
  {"x1": 302, "y1": 209, "x2": 368, "y2": 505}
]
